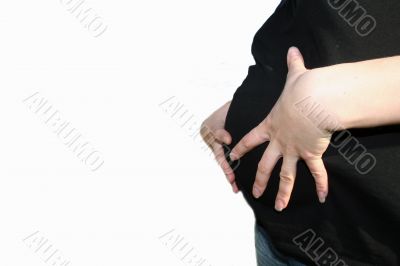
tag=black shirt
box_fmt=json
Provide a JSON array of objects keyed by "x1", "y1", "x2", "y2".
[{"x1": 224, "y1": 1, "x2": 400, "y2": 265}]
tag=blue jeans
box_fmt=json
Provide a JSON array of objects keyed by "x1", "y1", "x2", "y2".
[{"x1": 255, "y1": 223, "x2": 307, "y2": 266}]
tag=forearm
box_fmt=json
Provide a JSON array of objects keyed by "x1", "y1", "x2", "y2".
[{"x1": 310, "y1": 56, "x2": 400, "y2": 130}]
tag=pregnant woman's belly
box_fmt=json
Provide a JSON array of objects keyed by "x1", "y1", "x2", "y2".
[
  {"x1": 224, "y1": 64, "x2": 319, "y2": 210},
  {"x1": 223, "y1": 64, "x2": 400, "y2": 265}
]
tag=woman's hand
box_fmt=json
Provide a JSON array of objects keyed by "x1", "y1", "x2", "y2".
[
  {"x1": 201, "y1": 101, "x2": 239, "y2": 193},
  {"x1": 230, "y1": 47, "x2": 335, "y2": 210}
]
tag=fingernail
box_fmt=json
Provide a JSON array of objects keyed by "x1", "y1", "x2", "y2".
[
  {"x1": 275, "y1": 200, "x2": 285, "y2": 212},
  {"x1": 229, "y1": 153, "x2": 237, "y2": 161},
  {"x1": 318, "y1": 192, "x2": 327, "y2": 203},
  {"x1": 253, "y1": 186, "x2": 261, "y2": 198},
  {"x1": 289, "y1": 46, "x2": 299, "y2": 55}
]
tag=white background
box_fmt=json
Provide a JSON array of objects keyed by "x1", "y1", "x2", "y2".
[{"x1": 0, "y1": 0, "x2": 279, "y2": 265}]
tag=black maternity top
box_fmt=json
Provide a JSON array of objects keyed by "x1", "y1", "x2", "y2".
[{"x1": 224, "y1": 1, "x2": 400, "y2": 265}]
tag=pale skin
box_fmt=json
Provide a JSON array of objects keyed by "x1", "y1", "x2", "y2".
[
  {"x1": 201, "y1": 46, "x2": 400, "y2": 211},
  {"x1": 200, "y1": 101, "x2": 239, "y2": 193}
]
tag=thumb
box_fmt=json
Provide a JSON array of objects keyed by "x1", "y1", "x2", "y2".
[{"x1": 287, "y1": 46, "x2": 306, "y2": 74}]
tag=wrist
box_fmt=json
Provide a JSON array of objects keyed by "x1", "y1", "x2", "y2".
[{"x1": 295, "y1": 68, "x2": 350, "y2": 132}]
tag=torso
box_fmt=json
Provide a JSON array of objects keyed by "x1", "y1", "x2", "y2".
[{"x1": 224, "y1": 1, "x2": 400, "y2": 265}]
